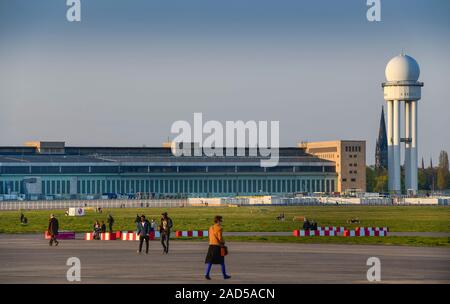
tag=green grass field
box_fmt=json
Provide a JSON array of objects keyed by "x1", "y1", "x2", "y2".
[{"x1": 1, "y1": 205, "x2": 449, "y2": 233}]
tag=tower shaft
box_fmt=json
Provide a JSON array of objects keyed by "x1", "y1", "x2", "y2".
[
  {"x1": 393, "y1": 99, "x2": 401, "y2": 193},
  {"x1": 387, "y1": 100, "x2": 394, "y2": 191}
]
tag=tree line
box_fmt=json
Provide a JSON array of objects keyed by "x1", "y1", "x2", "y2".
[{"x1": 366, "y1": 150, "x2": 449, "y2": 193}]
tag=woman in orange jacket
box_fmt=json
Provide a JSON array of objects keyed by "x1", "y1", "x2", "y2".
[{"x1": 204, "y1": 215, "x2": 231, "y2": 280}]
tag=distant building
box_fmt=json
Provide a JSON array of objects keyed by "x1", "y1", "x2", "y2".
[
  {"x1": 0, "y1": 141, "x2": 338, "y2": 198},
  {"x1": 375, "y1": 106, "x2": 388, "y2": 170},
  {"x1": 299, "y1": 140, "x2": 366, "y2": 193}
]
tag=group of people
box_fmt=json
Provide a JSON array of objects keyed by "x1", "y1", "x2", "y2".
[
  {"x1": 92, "y1": 214, "x2": 115, "y2": 240},
  {"x1": 303, "y1": 217, "x2": 318, "y2": 230},
  {"x1": 45, "y1": 212, "x2": 231, "y2": 280},
  {"x1": 136, "y1": 212, "x2": 173, "y2": 254}
]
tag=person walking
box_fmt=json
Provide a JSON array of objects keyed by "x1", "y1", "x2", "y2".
[
  {"x1": 204, "y1": 215, "x2": 231, "y2": 280},
  {"x1": 107, "y1": 214, "x2": 114, "y2": 233},
  {"x1": 137, "y1": 215, "x2": 150, "y2": 254},
  {"x1": 48, "y1": 214, "x2": 59, "y2": 246},
  {"x1": 159, "y1": 212, "x2": 173, "y2": 254}
]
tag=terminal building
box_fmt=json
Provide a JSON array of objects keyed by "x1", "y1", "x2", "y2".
[
  {"x1": 299, "y1": 140, "x2": 366, "y2": 193},
  {"x1": 0, "y1": 140, "x2": 365, "y2": 199}
]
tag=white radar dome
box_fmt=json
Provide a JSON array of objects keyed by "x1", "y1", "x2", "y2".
[{"x1": 385, "y1": 54, "x2": 420, "y2": 82}]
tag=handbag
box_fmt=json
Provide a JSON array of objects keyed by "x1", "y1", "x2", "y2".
[{"x1": 220, "y1": 245, "x2": 228, "y2": 256}]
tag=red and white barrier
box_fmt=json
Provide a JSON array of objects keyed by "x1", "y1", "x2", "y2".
[
  {"x1": 344, "y1": 229, "x2": 387, "y2": 237},
  {"x1": 318, "y1": 226, "x2": 345, "y2": 233},
  {"x1": 120, "y1": 231, "x2": 163, "y2": 240},
  {"x1": 294, "y1": 227, "x2": 388, "y2": 237},
  {"x1": 175, "y1": 230, "x2": 209, "y2": 238},
  {"x1": 355, "y1": 227, "x2": 389, "y2": 233},
  {"x1": 44, "y1": 231, "x2": 76, "y2": 240},
  {"x1": 121, "y1": 231, "x2": 139, "y2": 241},
  {"x1": 101, "y1": 233, "x2": 117, "y2": 240},
  {"x1": 85, "y1": 232, "x2": 118, "y2": 240}
]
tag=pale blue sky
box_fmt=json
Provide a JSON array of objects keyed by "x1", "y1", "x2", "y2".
[{"x1": 0, "y1": 0, "x2": 449, "y2": 165}]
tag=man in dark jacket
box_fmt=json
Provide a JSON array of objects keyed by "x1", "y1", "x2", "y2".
[
  {"x1": 48, "y1": 214, "x2": 59, "y2": 246},
  {"x1": 137, "y1": 215, "x2": 150, "y2": 254},
  {"x1": 107, "y1": 214, "x2": 114, "y2": 233},
  {"x1": 160, "y1": 212, "x2": 173, "y2": 254}
]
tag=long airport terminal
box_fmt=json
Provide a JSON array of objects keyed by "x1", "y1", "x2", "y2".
[{"x1": 0, "y1": 140, "x2": 366, "y2": 199}]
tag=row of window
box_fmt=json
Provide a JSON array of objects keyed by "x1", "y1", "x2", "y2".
[
  {"x1": 342, "y1": 178, "x2": 357, "y2": 182},
  {"x1": 345, "y1": 146, "x2": 361, "y2": 153},
  {"x1": 0, "y1": 178, "x2": 336, "y2": 195},
  {"x1": 0, "y1": 165, "x2": 335, "y2": 174},
  {"x1": 317, "y1": 153, "x2": 336, "y2": 159}
]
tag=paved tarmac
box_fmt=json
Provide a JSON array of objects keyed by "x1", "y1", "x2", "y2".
[{"x1": 0, "y1": 234, "x2": 448, "y2": 284}]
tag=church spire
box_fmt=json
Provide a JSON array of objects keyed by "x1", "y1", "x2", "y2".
[{"x1": 375, "y1": 106, "x2": 388, "y2": 170}]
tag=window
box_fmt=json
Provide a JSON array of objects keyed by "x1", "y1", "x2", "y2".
[
  {"x1": 266, "y1": 166, "x2": 294, "y2": 173},
  {"x1": 178, "y1": 166, "x2": 206, "y2": 173},
  {"x1": 121, "y1": 166, "x2": 148, "y2": 173},
  {"x1": 1, "y1": 166, "x2": 29, "y2": 174},
  {"x1": 351, "y1": 178, "x2": 356, "y2": 182},
  {"x1": 91, "y1": 166, "x2": 119, "y2": 173},
  {"x1": 208, "y1": 166, "x2": 235, "y2": 173},
  {"x1": 61, "y1": 166, "x2": 89, "y2": 174},
  {"x1": 237, "y1": 166, "x2": 265, "y2": 173}
]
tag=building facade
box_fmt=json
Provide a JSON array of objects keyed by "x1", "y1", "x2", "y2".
[
  {"x1": 299, "y1": 140, "x2": 366, "y2": 193},
  {"x1": 0, "y1": 141, "x2": 338, "y2": 199}
]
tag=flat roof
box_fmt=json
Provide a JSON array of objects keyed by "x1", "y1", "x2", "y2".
[{"x1": 0, "y1": 146, "x2": 334, "y2": 165}]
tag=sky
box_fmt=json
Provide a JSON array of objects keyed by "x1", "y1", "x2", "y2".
[{"x1": 0, "y1": 0, "x2": 449, "y2": 165}]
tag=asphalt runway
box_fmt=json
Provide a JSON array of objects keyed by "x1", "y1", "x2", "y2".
[{"x1": 0, "y1": 234, "x2": 449, "y2": 284}]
